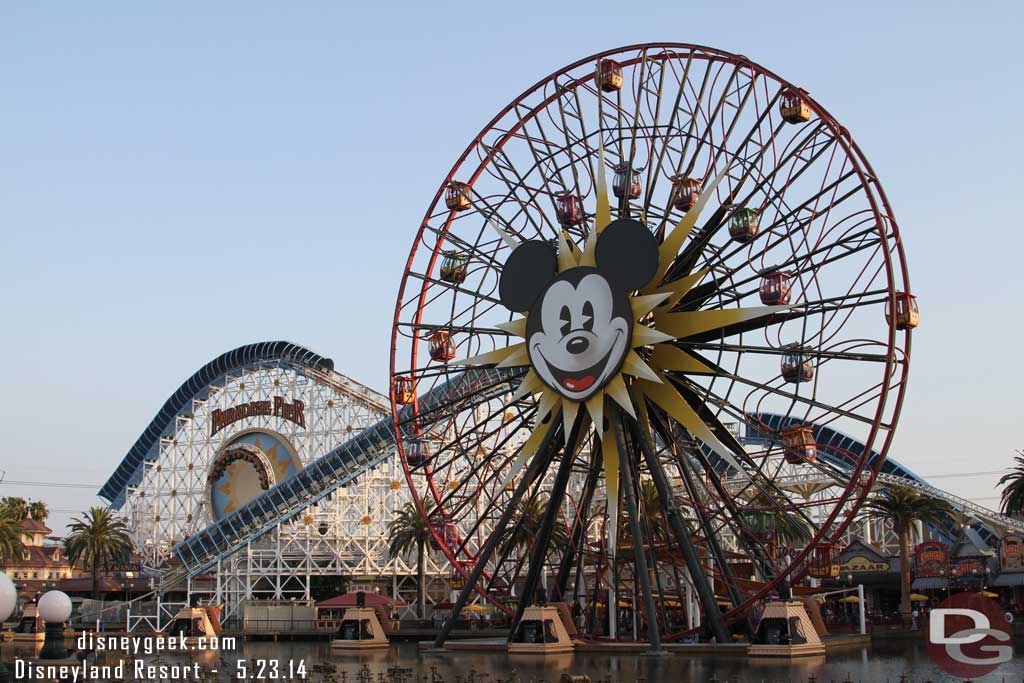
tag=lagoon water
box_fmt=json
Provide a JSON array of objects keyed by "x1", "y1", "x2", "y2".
[{"x1": 3, "y1": 637, "x2": 1023, "y2": 682}]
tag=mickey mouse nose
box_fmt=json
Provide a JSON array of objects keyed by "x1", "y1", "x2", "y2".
[{"x1": 566, "y1": 336, "x2": 590, "y2": 355}]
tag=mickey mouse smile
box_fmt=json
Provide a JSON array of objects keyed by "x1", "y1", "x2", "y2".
[{"x1": 532, "y1": 328, "x2": 625, "y2": 396}]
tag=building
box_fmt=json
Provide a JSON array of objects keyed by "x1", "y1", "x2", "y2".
[{"x1": 0, "y1": 517, "x2": 80, "y2": 597}]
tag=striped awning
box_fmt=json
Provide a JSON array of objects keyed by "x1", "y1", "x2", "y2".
[{"x1": 912, "y1": 577, "x2": 949, "y2": 590}]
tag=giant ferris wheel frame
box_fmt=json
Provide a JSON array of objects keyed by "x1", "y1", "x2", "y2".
[{"x1": 390, "y1": 43, "x2": 913, "y2": 645}]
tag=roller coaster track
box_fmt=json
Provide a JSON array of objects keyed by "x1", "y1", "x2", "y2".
[
  {"x1": 744, "y1": 414, "x2": 1023, "y2": 539},
  {"x1": 158, "y1": 366, "x2": 521, "y2": 590},
  {"x1": 118, "y1": 351, "x2": 1015, "y2": 590},
  {"x1": 99, "y1": 341, "x2": 386, "y2": 509}
]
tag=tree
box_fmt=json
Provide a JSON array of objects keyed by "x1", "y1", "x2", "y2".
[
  {"x1": 860, "y1": 485, "x2": 952, "y2": 619},
  {"x1": 0, "y1": 497, "x2": 28, "y2": 520},
  {"x1": 638, "y1": 479, "x2": 670, "y2": 544},
  {"x1": 0, "y1": 508, "x2": 28, "y2": 565},
  {"x1": 743, "y1": 494, "x2": 813, "y2": 552},
  {"x1": 387, "y1": 502, "x2": 434, "y2": 619},
  {"x1": 64, "y1": 508, "x2": 134, "y2": 599},
  {"x1": 28, "y1": 501, "x2": 49, "y2": 523},
  {"x1": 998, "y1": 450, "x2": 1024, "y2": 516},
  {"x1": 500, "y1": 496, "x2": 570, "y2": 561}
]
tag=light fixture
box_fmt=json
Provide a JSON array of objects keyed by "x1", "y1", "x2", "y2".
[
  {"x1": 0, "y1": 574, "x2": 16, "y2": 681},
  {"x1": 37, "y1": 590, "x2": 72, "y2": 660}
]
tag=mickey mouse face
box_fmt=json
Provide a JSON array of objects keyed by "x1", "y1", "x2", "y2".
[{"x1": 498, "y1": 218, "x2": 660, "y2": 402}]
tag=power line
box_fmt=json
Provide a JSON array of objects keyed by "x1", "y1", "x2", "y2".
[{"x1": 0, "y1": 479, "x2": 100, "y2": 490}]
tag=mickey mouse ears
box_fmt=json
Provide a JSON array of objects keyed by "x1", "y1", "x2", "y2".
[
  {"x1": 595, "y1": 218, "x2": 659, "y2": 291},
  {"x1": 498, "y1": 240, "x2": 558, "y2": 313},
  {"x1": 497, "y1": 218, "x2": 660, "y2": 313}
]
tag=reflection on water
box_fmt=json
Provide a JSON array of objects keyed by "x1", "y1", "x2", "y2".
[{"x1": 2, "y1": 637, "x2": 1022, "y2": 682}]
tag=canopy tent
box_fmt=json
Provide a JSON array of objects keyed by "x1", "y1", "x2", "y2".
[{"x1": 910, "y1": 593, "x2": 930, "y2": 602}]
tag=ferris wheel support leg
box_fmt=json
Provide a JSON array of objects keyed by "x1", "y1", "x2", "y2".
[
  {"x1": 507, "y1": 415, "x2": 588, "y2": 643},
  {"x1": 612, "y1": 409, "x2": 662, "y2": 652},
  {"x1": 628, "y1": 416, "x2": 731, "y2": 644},
  {"x1": 431, "y1": 414, "x2": 564, "y2": 649},
  {"x1": 552, "y1": 448, "x2": 603, "y2": 602},
  {"x1": 638, "y1": 418, "x2": 752, "y2": 639}
]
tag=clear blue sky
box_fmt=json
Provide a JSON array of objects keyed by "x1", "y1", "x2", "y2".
[{"x1": 2, "y1": 1, "x2": 1022, "y2": 532}]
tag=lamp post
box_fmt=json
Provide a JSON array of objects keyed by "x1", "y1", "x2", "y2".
[
  {"x1": 0, "y1": 574, "x2": 17, "y2": 683},
  {"x1": 37, "y1": 590, "x2": 72, "y2": 660}
]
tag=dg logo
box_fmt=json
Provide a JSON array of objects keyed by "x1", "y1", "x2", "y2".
[{"x1": 927, "y1": 592, "x2": 1014, "y2": 678}]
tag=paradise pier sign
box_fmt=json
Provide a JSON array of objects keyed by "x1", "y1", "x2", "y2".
[{"x1": 211, "y1": 397, "x2": 306, "y2": 436}]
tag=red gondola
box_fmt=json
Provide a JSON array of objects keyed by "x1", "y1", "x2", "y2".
[
  {"x1": 759, "y1": 271, "x2": 792, "y2": 306},
  {"x1": 405, "y1": 438, "x2": 431, "y2": 468},
  {"x1": 598, "y1": 59, "x2": 623, "y2": 92},
  {"x1": 430, "y1": 514, "x2": 460, "y2": 552},
  {"x1": 671, "y1": 175, "x2": 702, "y2": 212},
  {"x1": 555, "y1": 193, "x2": 584, "y2": 226},
  {"x1": 428, "y1": 330, "x2": 456, "y2": 363}
]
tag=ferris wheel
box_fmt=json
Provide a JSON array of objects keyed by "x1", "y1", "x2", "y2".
[{"x1": 389, "y1": 43, "x2": 915, "y2": 644}]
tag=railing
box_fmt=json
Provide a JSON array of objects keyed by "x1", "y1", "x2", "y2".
[{"x1": 242, "y1": 618, "x2": 338, "y2": 636}]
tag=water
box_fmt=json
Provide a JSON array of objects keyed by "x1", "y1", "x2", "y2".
[{"x1": 3, "y1": 637, "x2": 1023, "y2": 682}]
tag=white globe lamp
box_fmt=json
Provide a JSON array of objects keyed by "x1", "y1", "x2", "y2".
[
  {"x1": 0, "y1": 573, "x2": 15, "y2": 623},
  {"x1": 37, "y1": 590, "x2": 72, "y2": 660},
  {"x1": 0, "y1": 573, "x2": 16, "y2": 683}
]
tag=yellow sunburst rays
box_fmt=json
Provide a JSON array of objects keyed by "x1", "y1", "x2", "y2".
[{"x1": 460, "y1": 141, "x2": 794, "y2": 566}]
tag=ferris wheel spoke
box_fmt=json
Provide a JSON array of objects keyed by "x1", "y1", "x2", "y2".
[
  {"x1": 682, "y1": 63, "x2": 744, "y2": 176},
  {"x1": 684, "y1": 341, "x2": 890, "y2": 364},
  {"x1": 638, "y1": 50, "x2": 687, "y2": 214},
  {"x1": 421, "y1": 223, "x2": 508, "y2": 271},
  {"x1": 693, "y1": 226, "x2": 884, "y2": 309},
  {"x1": 665, "y1": 125, "x2": 837, "y2": 282}
]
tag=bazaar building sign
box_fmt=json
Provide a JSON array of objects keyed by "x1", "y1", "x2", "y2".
[
  {"x1": 211, "y1": 397, "x2": 306, "y2": 436},
  {"x1": 841, "y1": 555, "x2": 889, "y2": 573}
]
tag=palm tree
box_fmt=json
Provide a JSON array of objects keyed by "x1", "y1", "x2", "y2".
[
  {"x1": 998, "y1": 450, "x2": 1024, "y2": 516},
  {"x1": 860, "y1": 485, "x2": 952, "y2": 619},
  {"x1": 64, "y1": 508, "x2": 134, "y2": 599},
  {"x1": 28, "y1": 501, "x2": 49, "y2": 523},
  {"x1": 0, "y1": 497, "x2": 28, "y2": 520},
  {"x1": 638, "y1": 479, "x2": 670, "y2": 544},
  {"x1": 387, "y1": 502, "x2": 433, "y2": 619},
  {"x1": 501, "y1": 496, "x2": 570, "y2": 560},
  {"x1": 744, "y1": 494, "x2": 813, "y2": 548},
  {"x1": 0, "y1": 509, "x2": 28, "y2": 565}
]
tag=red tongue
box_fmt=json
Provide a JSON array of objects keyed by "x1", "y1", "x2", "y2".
[{"x1": 562, "y1": 375, "x2": 595, "y2": 392}]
